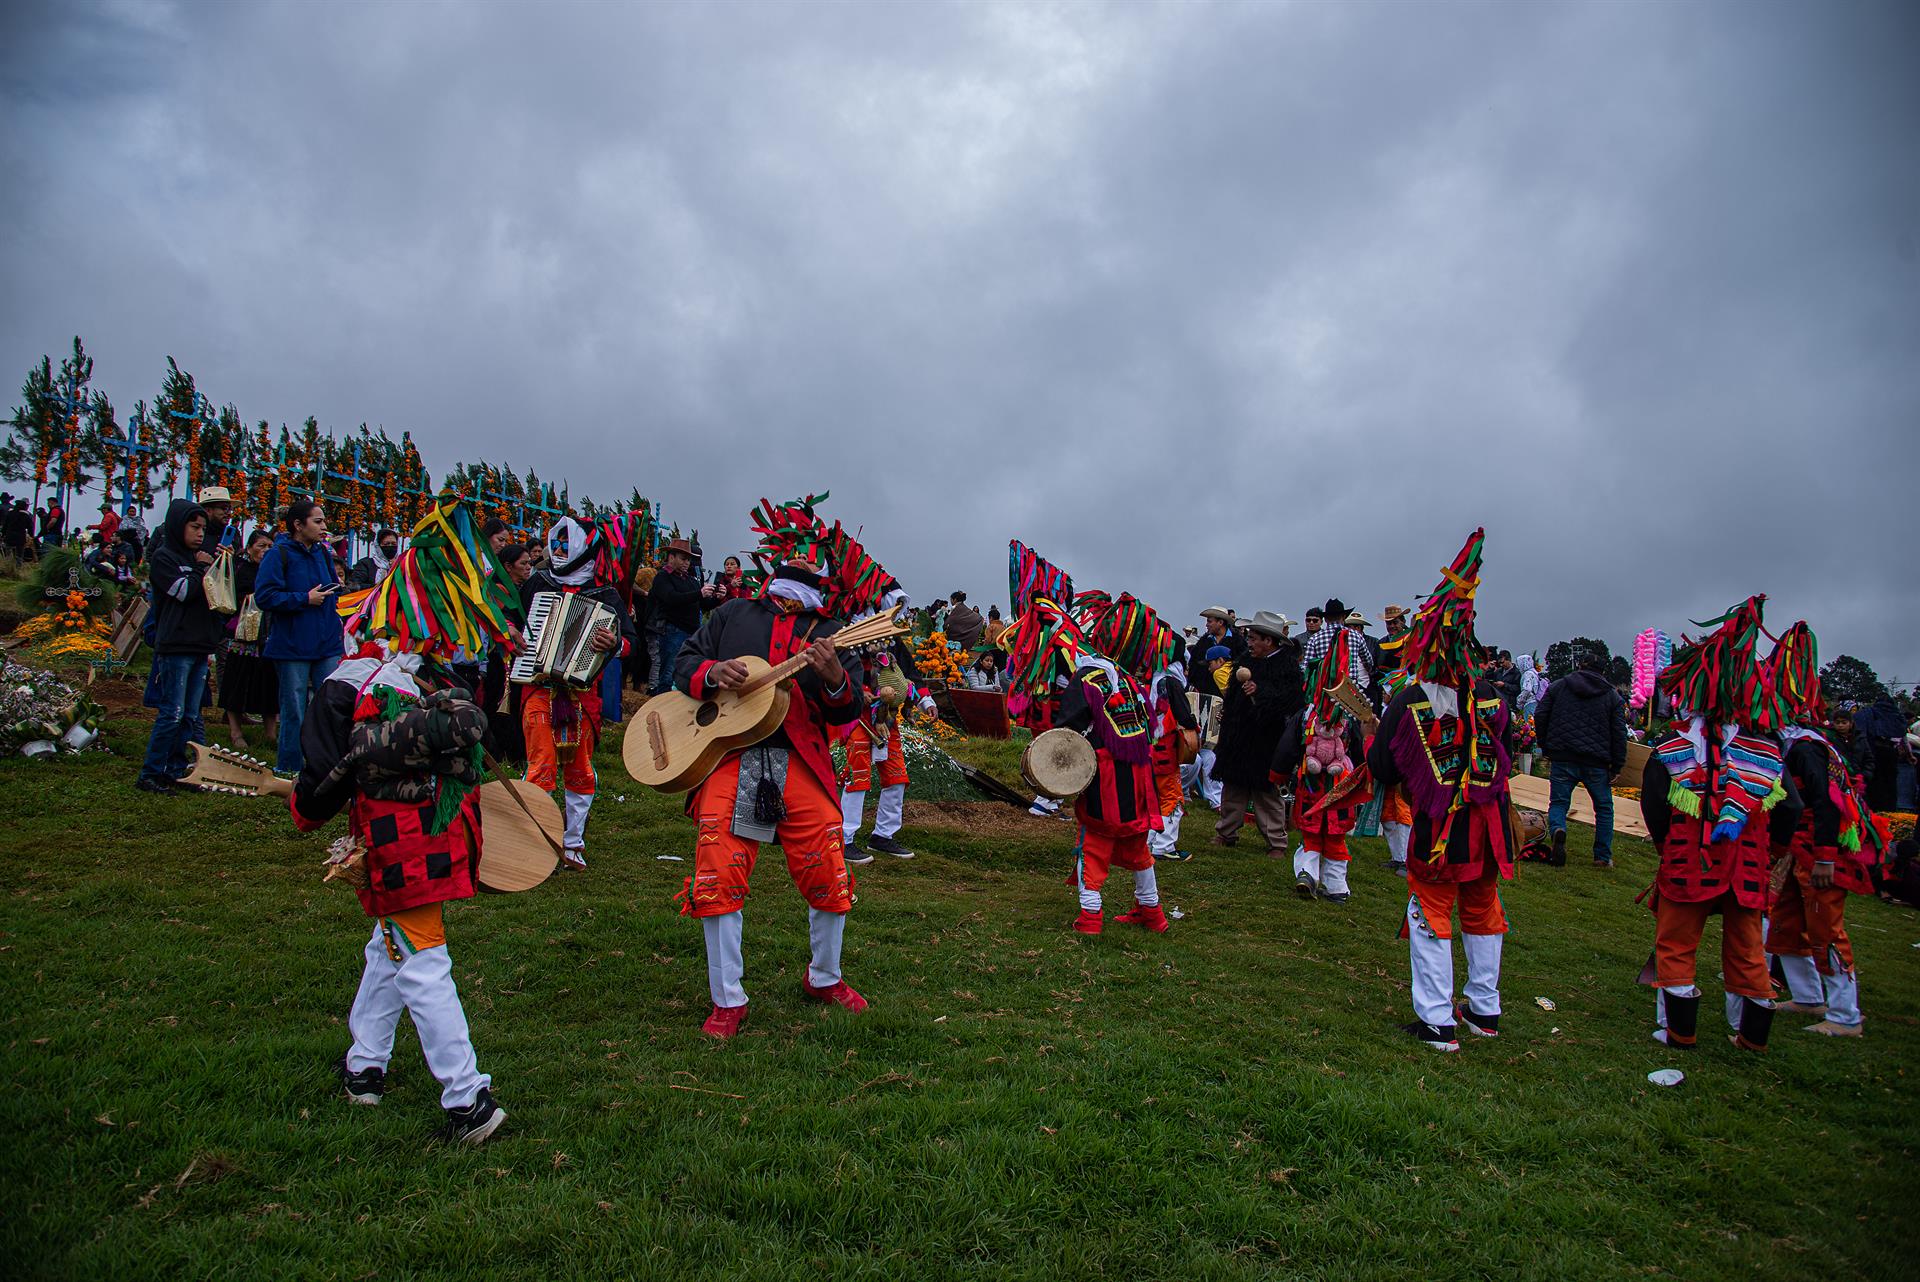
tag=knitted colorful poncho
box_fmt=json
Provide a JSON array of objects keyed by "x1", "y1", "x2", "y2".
[{"x1": 1653, "y1": 595, "x2": 1787, "y2": 842}]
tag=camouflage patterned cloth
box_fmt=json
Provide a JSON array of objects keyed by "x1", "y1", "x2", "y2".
[{"x1": 314, "y1": 689, "x2": 489, "y2": 807}]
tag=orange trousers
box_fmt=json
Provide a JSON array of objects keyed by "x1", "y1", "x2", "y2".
[
  {"x1": 522, "y1": 686, "x2": 599, "y2": 793},
  {"x1": 1154, "y1": 764, "x2": 1183, "y2": 818},
  {"x1": 1766, "y1": 870, "x2": 1855, "y2": 973},
  {"x1": 842, "y1": 723, "x2": 909, "y2": 790},
  {"x1": 1409, "y1": 872, "x2": 1506, "y2": 940},
  {"x1": 680, "y1": 755, "x2": 853, "y2": 919},
  {"x1": 1653, "y1": 894, "x2": 1770, "y2": 998},
  {"x1": 1079, "y1": 827, "x2": 1153, "y2": 894},
  {"x1": 1382, "y1": 786, "x2": 1412, "y2": 827},
  {"x1": 1304, "y1": 832, "x2": 1350, "y2": 862}
]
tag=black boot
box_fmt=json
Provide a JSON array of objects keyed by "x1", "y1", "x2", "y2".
[
  {"x1": 1733, "y1": 997, "x2": 1774, "y2": 1052},
  {"x1": 1547, "y1": 830, "x2": 1567, "y2": 867},
  {"x1": 1659, "y1": 991, "x2": 1699, "y2": 1048}
]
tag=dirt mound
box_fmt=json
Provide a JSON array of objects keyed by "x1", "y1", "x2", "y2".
[{"x1": 903, "y1": 799, "x2": 1066, "y2": 841}]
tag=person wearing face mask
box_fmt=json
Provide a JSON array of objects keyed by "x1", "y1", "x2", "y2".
[
  {"x1": 670, "y1": 550, "x2": 869, "y2": 1039},
  {"x1": 517, "y1": 518, "x2": 635, "y2": 871},
  {"x1": 137, "y1": 498, "x2": 225, "y2": 793},
  {"x1": 349, "y1": 529, "x2": 403, "y2": 589}
]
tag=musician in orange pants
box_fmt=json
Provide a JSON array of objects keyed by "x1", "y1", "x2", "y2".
[
  {"x1": 517, "y1": 518, "x2": 634, "y2": 870},
  {"x1": 840, "y1": 712, "x2": 913, "y2": 860},
  {"x1": 673, "y1": 556, "x2": 869, "y2": 1038}
]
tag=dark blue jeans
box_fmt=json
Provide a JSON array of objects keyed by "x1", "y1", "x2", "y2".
[
  {"x1": 652, "y1": 626, "x2": 690, "y2": 695},
  {"x1": 140, "y1": 653, "x2": 209, "y2": 786},
  {"x1": 275, "y1": 655, "x2": 341, "y2": 774},
  {"x1": 1547, "y1": 760, "x2": 1614, "y2": 861}
]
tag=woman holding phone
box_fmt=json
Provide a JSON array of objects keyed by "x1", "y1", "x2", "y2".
[{"x1": 253, "y1": 499, "x2": 345, "y2": 773}]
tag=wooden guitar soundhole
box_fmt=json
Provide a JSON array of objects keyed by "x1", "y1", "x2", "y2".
[{"x1": 696, "y1": 701, "x2": 720, "y2": 727}]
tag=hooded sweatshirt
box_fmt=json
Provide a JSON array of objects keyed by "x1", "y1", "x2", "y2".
[{"x1": 148, "y1": 498, "x2": 225, "y2": 656}]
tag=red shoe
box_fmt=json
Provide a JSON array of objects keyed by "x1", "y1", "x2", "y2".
[
  {"x1": 1072, "y1": 909, "x2": 1104, "y2": 934},
  {"x1": 1114, "y1": 903, "x2": 1170, "y2": 933},
  {"x1": 702, "y1": 1003, "x2": 747, "y2": 1039},
  {"x1": 801, "y1": 979, "x2": 869, "y2": 1013}
]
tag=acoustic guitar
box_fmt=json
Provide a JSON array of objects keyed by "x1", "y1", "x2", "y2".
[{"x1": 623, "y1": 605, "x2": 912, "y2": 793}]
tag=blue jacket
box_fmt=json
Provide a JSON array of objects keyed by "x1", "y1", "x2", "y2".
[{"x1": 253, "y1": 532, "x2": 344, "y2": 661}]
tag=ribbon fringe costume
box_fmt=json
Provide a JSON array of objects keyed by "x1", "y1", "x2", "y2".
[
  {"x1": 519, "y1": 517, "x2": 637, "y2": 867},
  {"x1": 1637, "y1": 595, "x2": 1801, "y2": 1053},
  {"x1": 1763, "y1": 622, "x2": 1875, "y2": 1033},
  {"x1": 838, "y1": 617, "x2": 920, "y2": 853},
  {"x1": 1364, "y1": 530, "x2": 1516, "y2": 1050},
  {"x1": 299, "y1": 501, "x2": 522, "y2": 1138},
  {"x1": 1275, "y1": 628, "x2": 1373, "y2": 900},
  {"x1": 1005, "y1": 582, "x2": 1176, "y2": 935},
  {"x1": 673, "y1": 495, "x2": 902, "y2": 1036}
]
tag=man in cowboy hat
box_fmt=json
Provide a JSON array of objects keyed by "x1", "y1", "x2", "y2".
[
  {"x1": 648, "y1": 537, "x2": 703, "y2": 694},
  {"x1": 1381, "y1": 604, "x2": 1411, "y2": 640},
  {"x1": 198, "y1": 485, "x2": 239, "y2": 554},
  {"x1": 1211, "y1": 610, "x2": 1303, "y2": 855},
  {"x1": 1200, "y1": 606, "x2": 1245, "y2": 661},
  {"x1": 1346, "y1": 609, "x2": 1386, "y2": 704}
]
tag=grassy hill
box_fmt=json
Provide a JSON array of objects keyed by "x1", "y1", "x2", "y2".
[{"x1": 1, "y1": 691, "x2": 1913, "y2": 1281}]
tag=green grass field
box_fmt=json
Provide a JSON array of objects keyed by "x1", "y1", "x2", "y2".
[{"x1": 2, "y1": 694, "x2": 1914, "y2": 1281}]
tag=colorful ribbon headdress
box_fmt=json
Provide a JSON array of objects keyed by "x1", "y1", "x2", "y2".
[
  {"x1": 747, "y1": 493, "x2": 896, "y2": 617},
  {"x1": 1071, "y1": 589, "x2": 1177, "y2": 680},
  {"x1": 1766, "y1": 620, "x2": 1825, "y2": 725},
  {"x1": 1401, "y1": 528, "x2": 1485, "y2": 688},
  {"x1": 1656, "y1": 594, "x2": 1785, "y2": 730},
  {"x1": 339, "y1": 499, "x2": 522, "y2": 658},
  {"x1": 1009, "y1": 540, "x2": 1073, "y2": 620}
]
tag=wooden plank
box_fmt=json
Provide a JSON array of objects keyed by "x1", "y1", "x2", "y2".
[
  {"x1": 1508, "y1": 772, "x2": 1650, "y2": 839},
  {"x1": 946, "y1": 688, "x2": 1011, "y2": 739}
]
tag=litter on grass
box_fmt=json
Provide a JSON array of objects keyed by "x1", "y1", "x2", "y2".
[
  {"x1": 1535, "y1": 997, "x2": 1556, "y2": 1011},
  {"x1": 656, "y1": 855, "x2": 685, "y2": 862},
  {"x1": 1168, "y1": 907, "x2": 1186, "y2": 919},
  {"x1": 1647, "y1": 1069, "x2": 1685, "y2": 1087}
]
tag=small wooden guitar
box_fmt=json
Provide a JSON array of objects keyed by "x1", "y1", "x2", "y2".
[{"x1": 623, "y1": 606, "x2": 912, "y2": 793}]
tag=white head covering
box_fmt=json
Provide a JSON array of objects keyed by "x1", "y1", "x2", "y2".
[{"x1": 547, "y1": 517, "x2": 595, "y2": 587}]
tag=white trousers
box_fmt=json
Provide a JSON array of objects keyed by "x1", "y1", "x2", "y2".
[
  {"x1": 843, "y1": 783, "x2": 906, "y2": 841},
  {"x1": 563, "y1": 789, "x2": 592, "y2": 851},
  {"x1": 347, "y1": 923, "x2": 488, "y2": 1109},
  {"x1": 1187, "y1": 750, "x2": 1222, "y2": 808},
  {"x1": 701, "y1": 908, "x2": 848, "y2": 1007},
  {"x1": 1405, "y1": 898, "x2": 1501, "y2": 1026},
  {"x1": 1078, "y1": 866, "x2": 1158, "y2": 913},
  {"x1": 1384, "y1": 822, "x2": 1411, "y2": 863},
  {"x1": 1147, "y1": 804, "x2": 1183, "y2": 856},
  {"x1": 1779, "y1": 949, "x2": 1862, "y2": 1026}
]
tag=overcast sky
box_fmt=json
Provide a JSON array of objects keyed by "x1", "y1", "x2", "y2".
[{"x1": 3, "y1": 0, "x2": 1914, "y2": 678}]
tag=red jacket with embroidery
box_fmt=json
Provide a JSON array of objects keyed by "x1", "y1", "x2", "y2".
[{"x1": 673, "y1": 596, "x2": 864, "y2": 799}]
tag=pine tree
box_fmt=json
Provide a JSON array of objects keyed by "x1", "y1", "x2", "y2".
[
  {"x1": 1818, "y1": 655, "x2": 1888, "y2": 707},
  {"x1": 1545, "y1": 637, "x2": 1611, "y2": 681}
]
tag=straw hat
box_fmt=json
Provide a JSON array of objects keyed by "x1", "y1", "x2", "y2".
[
  {"x1": 1245, "y1": 610, "x2": 1292, "y2": 640},
  {"x1": 197, "y1": 485, "x2": 233, "y2": 505}
]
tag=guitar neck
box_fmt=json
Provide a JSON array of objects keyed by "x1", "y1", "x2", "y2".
[{"x1": 740, "y1": 627, "x2": 881, "y2": 695}]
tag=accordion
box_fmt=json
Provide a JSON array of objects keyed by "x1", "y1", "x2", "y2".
[{"x1": 509, "y1": 591, "x2": 619, "y2": 688}]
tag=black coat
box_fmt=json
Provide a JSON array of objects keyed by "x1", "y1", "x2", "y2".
[
  {"x1": 649, "y1": 569, "x2": 703, "y2": 633},
  {"x1": 1212, "y1": 647, "x2": 1304, "y2": 790},
  {"x1": 1536, "y1": 670, "x2": 1627, "y2": 772}
]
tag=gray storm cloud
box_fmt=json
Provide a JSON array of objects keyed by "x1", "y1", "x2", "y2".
[{"x1": 3, "y1": 0, "x2": 1914, "y2": 676}]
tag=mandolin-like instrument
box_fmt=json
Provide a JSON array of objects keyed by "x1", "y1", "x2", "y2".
[
  {"x1": 182, "y1": 742, "x2": 293, "y2": 796},
  {"x1": 622, "y1": 605, "x2": 912, "y2": 793}
]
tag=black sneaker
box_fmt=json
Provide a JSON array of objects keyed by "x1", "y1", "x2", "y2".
[
  {"x1": 866, "y1": 835, "x2": 916, "y2": 859},
  {"x1": 441, "y1": 1088, "x2": 507, "y2": 1144},
  {"x1": 1455, "y1": 1003, "x2": 1500, "y2": 1038},
  {"x1": 1546, "y1": 830, "x2": 1567, "y2": 867},
  {"x1": 1161, "y1": 848, "x2": 1193, "y2": 862},
  {"x1": 1293, "y1": 872, "x2": 1315, "y2": 900},
  {"x1": 843, "y1": 842, "x2": 875, "y2": 866},
  {"x1": 1403, "y1": 1020, "x2": 1461, "y2": 1052},
  {"x1": 135, "y1": 777, "x2": 176, "y2": 795},
  {"x1": 335, "y1": 1055, "x2": 386, "y2": 1105}
]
